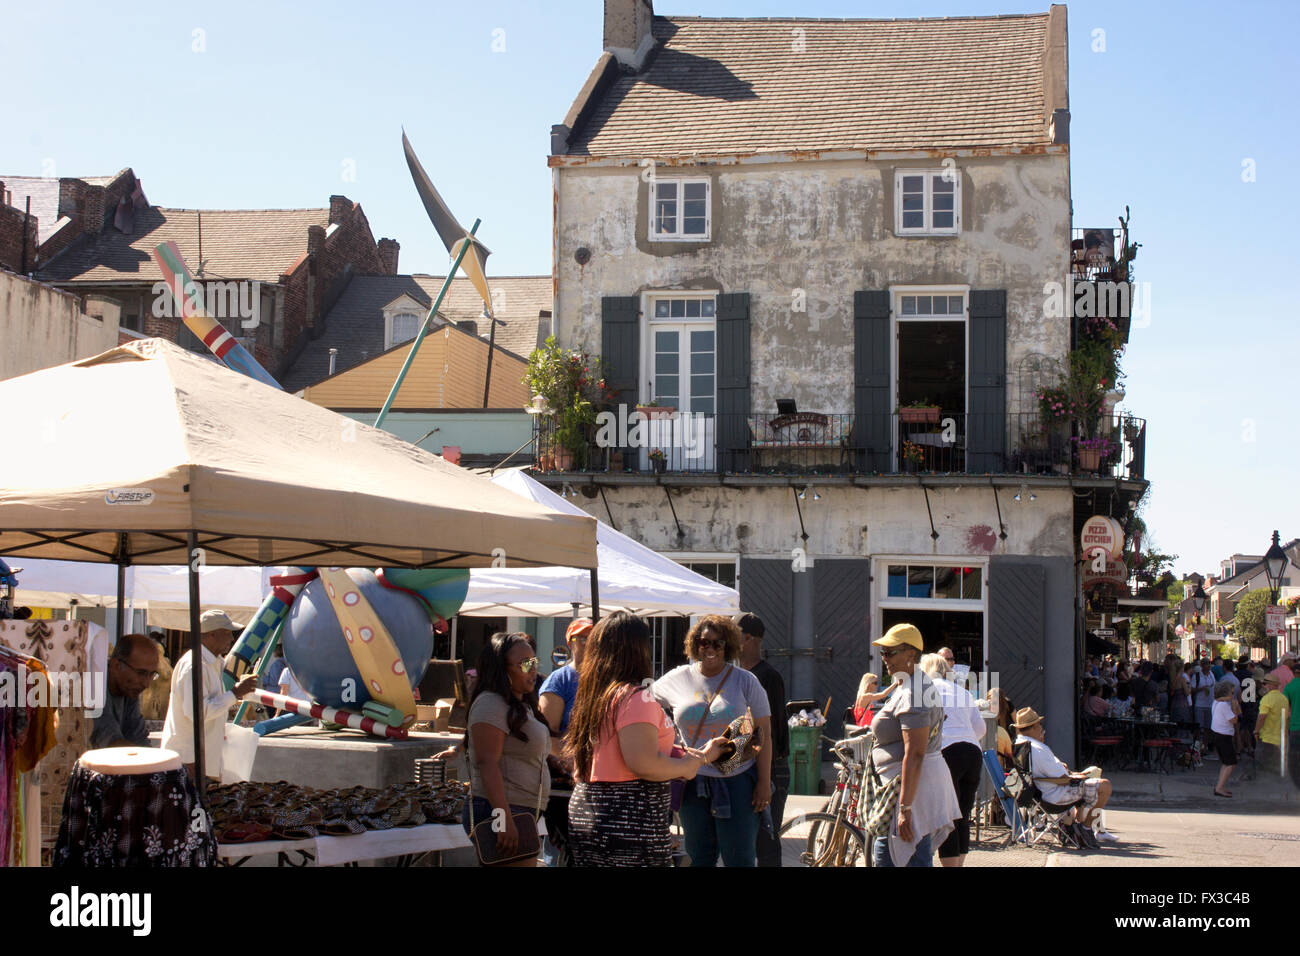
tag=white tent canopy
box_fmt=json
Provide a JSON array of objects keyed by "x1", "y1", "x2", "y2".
[
  {"x1": 460, "y1": 470, "x2": 740, "y2": 618},
  {"x1": 7, "y1": 558, "x2": 275, "y2": 627}
]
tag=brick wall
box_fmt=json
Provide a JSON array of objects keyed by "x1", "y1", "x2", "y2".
[
  {"x1": 275, "y1": 197, "x2": 383, "y2": 378},
  {"x1": 0, "y1": 182, "x2": 39, "y2": 274}
]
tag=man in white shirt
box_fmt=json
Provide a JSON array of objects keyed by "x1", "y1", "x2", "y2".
[
  {"x1": 162, "y1": 609, "x2": 258, "y2": 782},
  {"x1": 1012, "y1": 707, "x2": 1117, "y2": 845}
]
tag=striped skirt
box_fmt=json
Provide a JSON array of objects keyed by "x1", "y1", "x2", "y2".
[{"x1": 568, "y1": 779, "x2": 673, "y2": 867}]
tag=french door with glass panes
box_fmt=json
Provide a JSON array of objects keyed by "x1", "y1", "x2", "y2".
[{"x1": 645, "y1": 296, "x2": 716, "y2": 471}]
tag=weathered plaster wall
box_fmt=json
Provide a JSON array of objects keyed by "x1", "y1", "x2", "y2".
[
  {"x1": 0, "y1": 271, "x2": 120, "y2": 380},
  {"x1": 556, "y1": 153, "x2": 1070, "y2": 418},
  {"x1": 569, "y1": 484, "x2": 1075, "y2": 560}
]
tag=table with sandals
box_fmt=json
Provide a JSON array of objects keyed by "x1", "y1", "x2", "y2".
[{"x1": 209, "y1": 780, "x2": 471, "y2": 867}]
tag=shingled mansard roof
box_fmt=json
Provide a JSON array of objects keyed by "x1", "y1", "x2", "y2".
[
  {"x1": 36, "y1": 206, "x2": 330, "y2": 284},
  {"x1": 558, "y1": 12, "x2": 1064, "y2": 158},
  {"x1": 282, "y1": 275, "x2": 551, "y2": 392}
]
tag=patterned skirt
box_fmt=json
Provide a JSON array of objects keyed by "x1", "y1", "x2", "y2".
[
  {"x1": 53, "y1": 764, "x2": 217, "y2": 867},
  {"x1": 568, "y1": 779, "x2": 673, "y2": 867}
]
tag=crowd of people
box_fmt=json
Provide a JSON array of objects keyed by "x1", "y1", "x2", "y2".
[{"x1": 1080, "y1": 650, "x2": 1300, "y2": 795}]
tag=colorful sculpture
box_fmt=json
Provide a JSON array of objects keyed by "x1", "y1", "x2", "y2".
[{"x1": 159, "y1": 133, "x2": 489, "y2": 740}]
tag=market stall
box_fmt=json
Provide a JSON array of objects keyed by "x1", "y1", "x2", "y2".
[{"x1": 0, "y1": 339, "x2": 598, "y2": 865}]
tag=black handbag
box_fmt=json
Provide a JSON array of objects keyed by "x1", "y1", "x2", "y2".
[{"x1": 468, "y1": 738, "x2": 547, "y2": 866}]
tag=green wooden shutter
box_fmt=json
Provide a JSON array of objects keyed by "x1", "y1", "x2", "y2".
[
  {"x1": 987, "y1": 558, "x2": 1046, "y2": 714},
  {"x1": 812, "y1": 559, "x2": 870, "y2": 738},
  {"x1": 601, "y1": 296, "x2": 640, "y2": 461},
  {"x1": 716, "y1": 292, "x2": 750, "y2": 473},
  {"x1": 853, "y1": 291, "x2": 891, "y2": 473},
  {"x1": 968, "y1": 290, "x2": 1007, "y2": 473}
]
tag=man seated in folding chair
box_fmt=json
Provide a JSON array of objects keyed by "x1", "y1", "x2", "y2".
[{"x1": 1012, "y1": 706, "x2": 1118, "y2": 848}]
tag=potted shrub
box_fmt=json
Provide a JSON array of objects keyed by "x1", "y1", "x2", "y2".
[
  {"x1": 901, "y1": 440, "x2": 925, "y2": 472},
  {"x1": 898, "y1": 399, "x2": 940, "y2": 424},
  {"x1": 1073, "y1": 436, "x2": 1115, "y2": 472},
  {"x1": 525, "y1": 336, "x2": 613, "y2": 471},
  {"x1": 649, "y1": 447, "x2": 667, "y2": 474}
]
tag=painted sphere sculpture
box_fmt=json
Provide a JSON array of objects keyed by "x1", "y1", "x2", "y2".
[{"x1": 280, "y1": 569, "x2": 433, "y2": 708}]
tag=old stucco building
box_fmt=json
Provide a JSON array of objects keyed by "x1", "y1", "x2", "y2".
[{"x1": 538, "y1": 2, "x2": 1146, "y2": 761}]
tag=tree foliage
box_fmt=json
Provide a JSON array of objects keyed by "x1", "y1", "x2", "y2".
[{"x1": 1232, "y1": 589, "x2": 1272, "y2": 649}]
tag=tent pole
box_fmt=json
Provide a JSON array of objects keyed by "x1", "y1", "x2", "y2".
[
  {"x1": 114, "y1": 532, "x2": 129, "y2": 643},
  {"x1": 187, "y1": 530, "x2": 206, "y2": 802},
  {"x1": 590, "y1": 569, "x2": 600, "y2": 624}
]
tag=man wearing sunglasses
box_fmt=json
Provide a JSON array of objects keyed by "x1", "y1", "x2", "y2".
[{"x1": 91, "y1": 633, "x2": 162, "y2": 749}]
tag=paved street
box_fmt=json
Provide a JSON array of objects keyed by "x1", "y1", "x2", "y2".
[{"x1": 782, "y1": 758, "x2": 1300, "y2": 867}]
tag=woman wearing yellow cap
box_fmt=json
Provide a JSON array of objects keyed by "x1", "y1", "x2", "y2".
[{"x1": 868, "y1": 623, "x2": 960, "y2": 867}]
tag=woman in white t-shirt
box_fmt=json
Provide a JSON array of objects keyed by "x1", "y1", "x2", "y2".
[{"x1": 1210, "y1": 682, "x2": 1238, "y2": 798}]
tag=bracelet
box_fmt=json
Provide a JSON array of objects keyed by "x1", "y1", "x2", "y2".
[{"x1": 899, "y1": 804, "x2": 912, "y2": 813}]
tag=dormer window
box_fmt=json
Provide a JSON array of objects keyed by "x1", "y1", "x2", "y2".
[
  {"x1": 894, "y1": 169, "x2": 961, "y2": 236},
  {"x1": 650, "y1": 178, "x2": 710, "y2": 241},
  {"x1": 390, "y1": 312, "x2": 421, "y2": 346},
  {"x1": 382, "y1": 294, "x2": 429, "y2": 350}
]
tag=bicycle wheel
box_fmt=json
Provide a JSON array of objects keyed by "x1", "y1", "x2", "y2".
[{"x1": 778, "y1": 812, "x2": 869, "y2": 867}]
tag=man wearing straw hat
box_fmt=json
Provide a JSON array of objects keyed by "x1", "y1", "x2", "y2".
[{"x1": 1012, "y1": 705, "x2": 1118, "y2": 844}]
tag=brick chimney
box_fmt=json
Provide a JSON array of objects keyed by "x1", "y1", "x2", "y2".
[
  {"x1": 307, "y1": 224, "x2": 326, "y2": 255},
  {"x1": 604, "y1": 0, "x2": 655, "y2": 70},
  {"x1": 377, "y1": 237, "x2": 400, "y2": 275},
  {"x1": 328, "y1": 195, "x2": 352, "y2": 225}
]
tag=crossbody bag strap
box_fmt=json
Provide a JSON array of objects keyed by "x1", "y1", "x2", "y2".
[{"x1": 688, "y1": 664, "x2": 733, "y2": 749}]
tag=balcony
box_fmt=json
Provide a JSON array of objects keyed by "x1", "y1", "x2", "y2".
[
  {"x1": 531, "y1": 410, "x2": 1147, "y2": 482},
  {"x1": 1072, "y1": 226, "x2": 1133, "y2": 343}
]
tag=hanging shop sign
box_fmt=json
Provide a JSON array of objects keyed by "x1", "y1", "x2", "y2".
[{"x1": 1080, "y1": 515, "x2": 1124, "y2": 561}]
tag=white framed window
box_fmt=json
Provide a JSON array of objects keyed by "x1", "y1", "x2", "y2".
[
  {"x1": 382, "y1": 294, "x2": 430, "y2": 350},
  {"x1": 894, "y1": 169, "x2": 961, "y2": 236},
  {"x1": 389, "y1": 312, "x2": 421, "y2": 347},
  {"x1": 644, "y1": 294, "x2": 717, "y2": 413},
  {"x1": 650, "y1": 178, "x2": 711, "y2": 241}
]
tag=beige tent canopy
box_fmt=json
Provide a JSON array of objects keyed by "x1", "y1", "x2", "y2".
[
  {"x1": 0, "y1": 338, "x2": 598, "y2": 791},
  {"x1": 0, "y1": 339, "x2": 597, "y2": 570}
]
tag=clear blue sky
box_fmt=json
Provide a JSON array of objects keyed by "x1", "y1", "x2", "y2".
[{"x1": 6, "y1": 0, "x2": 1296, "y2": 577}]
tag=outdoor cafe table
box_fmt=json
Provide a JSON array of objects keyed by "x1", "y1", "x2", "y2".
[{"x1": 1109, "y1": 717, "x2": 1179, "y2": 771}]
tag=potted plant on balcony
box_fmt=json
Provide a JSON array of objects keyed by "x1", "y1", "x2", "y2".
[
  {"x1": 636, "y1": 399, "x2": 677, "y2": 420},
  {"x1": 1072, "y1": 436, "x2": 1116, "y2": 472},
  {"x1": 649, "y1": 447, "x2": 667, "y2": 474},
  {"x1": 901, "y1": 440, "x2": 925, "y2": 473},
  {"x1": 525, "y1": 336, "x2": 612, "y2": 472},
  {"x1": 898, "y1": 399, "x2": 940, "y2": 424}
]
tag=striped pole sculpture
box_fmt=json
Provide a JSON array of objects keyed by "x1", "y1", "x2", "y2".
[
  {"x1": 150, "y1": 240, "x2": 282, "y2": 390},
  {"x1": 242, "y1": 688, "x2": 408, "y2": 741}
]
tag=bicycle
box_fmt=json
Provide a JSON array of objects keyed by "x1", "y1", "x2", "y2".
[{"x1": 777, "y1": 730, "x2": 874, "y2": 866}]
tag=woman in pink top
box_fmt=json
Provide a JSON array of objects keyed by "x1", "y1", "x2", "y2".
[{"x1": 565, "y1": 611, "x2": 725, "y2": 867}]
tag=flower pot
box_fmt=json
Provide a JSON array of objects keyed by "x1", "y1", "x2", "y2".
[
  {"x1": 555, "y1": 447, "x2": 574, "y2": 471},
  {"x1": 637, "y1": 405, "x2": 677, "y2": 420},
  {"x1": 1077, "y1": 447, "x2": 1102, "y2": 471},
  {"x1": 899, "y1": 406, "x2": 940, "y2": 424},
  {"x1": 651, "y1": 458, "x2": 666, "y2": 474},
  {"x1": 608, "y1": 450, "x2": 624, "y2": 472}
]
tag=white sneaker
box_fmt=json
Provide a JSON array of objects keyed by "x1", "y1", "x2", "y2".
[{"x1": 1093, "y1": 829, "x2": 1120, "y2": 842}]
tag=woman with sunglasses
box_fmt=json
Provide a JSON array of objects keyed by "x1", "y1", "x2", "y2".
[
  {"x1": 461, "y1": 631, "x2": 550, "y2": 866},
  {"x1": 652, "y1": 614, "x2": 772, "y2": 867},
  {"x1": 869, "y1": 623, "x2": 959, "y2": 867},
  {"x1": 566, "y1": 611, "x2": 726, "y2": 866}
]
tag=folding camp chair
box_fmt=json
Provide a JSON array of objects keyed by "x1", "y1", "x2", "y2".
[
  {"x1": 980, "y1": 748, "x2": 1029, "y2": 846},
  {"x1": 1006, "y1": 741, "x2": 1084, "y2": 850}
]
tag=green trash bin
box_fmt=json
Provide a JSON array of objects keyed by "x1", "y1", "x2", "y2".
[{"x1": 787, "y1": 725, "x2": 822, "y2": 795}]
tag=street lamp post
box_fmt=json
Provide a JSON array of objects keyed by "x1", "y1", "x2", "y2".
[
  {"x1": 1190, "y1": 582, "x2": 1207, "y2": 657},
  {"x1": 1263, "y1": 530, "x2": 1289, "y2": 606}
]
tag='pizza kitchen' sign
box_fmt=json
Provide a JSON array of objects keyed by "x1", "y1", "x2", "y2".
[{"x1": 1080, "y1": 515, "x2": 1123, "y2": 560}]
